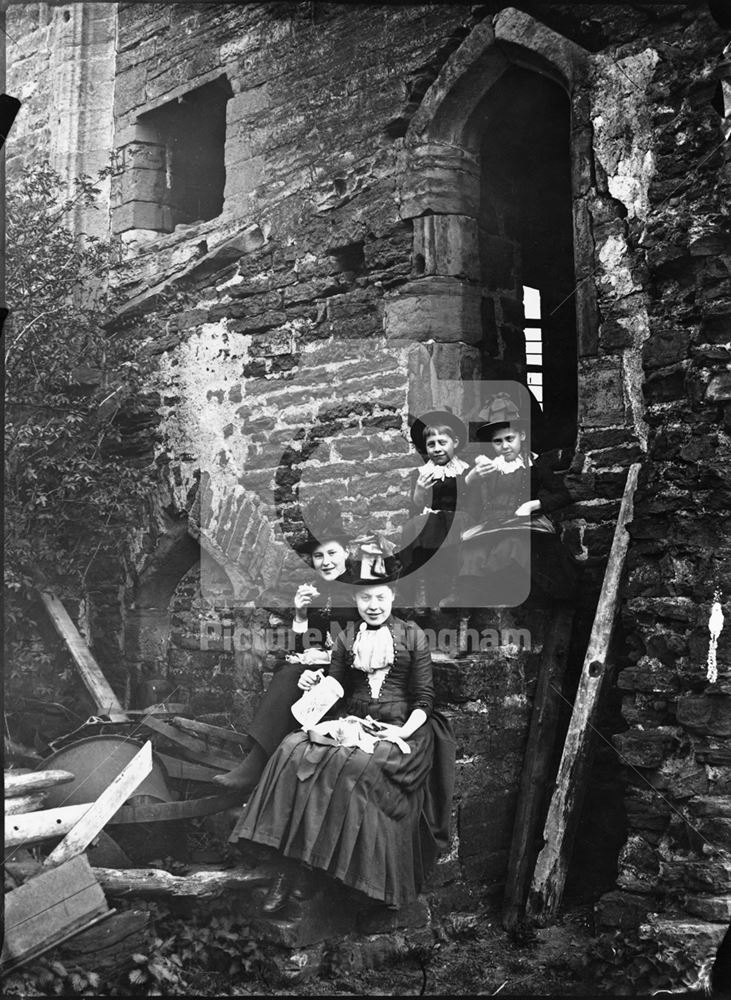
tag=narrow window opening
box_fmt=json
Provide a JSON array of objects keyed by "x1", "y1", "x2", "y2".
[
  {"x1": 523, "y1": 285, "x2": 544, "y2": 408},
  {"x1": 477, "y1": 65, "x2": 577, "y2": 450},
  {"x1": 134, "y1": 76, "x2": 232, "y2": 232}
]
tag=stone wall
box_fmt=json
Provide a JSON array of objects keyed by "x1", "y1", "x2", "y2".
[
  {"x1": 592, "y1": 7, "x2": 731, "y2": 984},
  {"x1": 6, "y1": 1, "x2": 731, "y2": 983},
  {"x1": 7, "y1": 2, "x2": 117, "y2": 239}
]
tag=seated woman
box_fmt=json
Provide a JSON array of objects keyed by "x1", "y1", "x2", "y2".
[
  {"x1": 228, "y1": 548, "x2": 455, "y2": 913},
  {"x1": 444, "y1": 393, "x2": 578, "y2": 608},
  {"x1": 398, "y1": 408, "x2": 471, "y2": 609},
  {"x1": 213, "y1": 500, "x2": 358, "y2": 791}
]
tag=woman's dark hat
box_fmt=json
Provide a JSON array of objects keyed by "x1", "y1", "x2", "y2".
[
  {"x1": 475, "y1": 393, "x2": 529, "y2": 441},
  {"x1": 350, "y1": 534, "x2": 402, "y2": 585},
  {"x1": 409, "y1": 407, "x2": 467, "y2": 456},
  {"x1": 297, "y1": 498, "x2": 350, "y2": 555}
]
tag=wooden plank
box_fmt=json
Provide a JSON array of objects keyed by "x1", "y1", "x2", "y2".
[
  {"x1": 140, "y1": 715, "x2": 243, "y2": 770},
  {"x1": 5, "y1": 791, "x2": 47, "y2": 815},
  {"x1": 5, "y1": 803, "x2": 92, "y2": 848},
  {"x1": 5, "y1": 769, "x2": 76, "y2": 796},
  {"x1": 94, "y1": 865, "x2": 271, "y2": 898},
  {"x1": 1, "y1": 854, "x2": 109, "y2": 970},
  {"x1": 37, "y1": 589, "x2": 127, "y2": 721},
  {"x1": 171, "y1": 716, "x2": 250, "y2": 746},
  {"x1": 43, "y1": 741, "x2": 153, "y2": 867},
  {"x1": 107, "y1": 793, "x2": 239, "y2": 824},
  {"x1": 526, "y1": 462, "x2": 641, "y2": 925},
  {"x1": 58, "y1": 909, "x2": 150, "y2": 977},
  {"x1": 502, "y1": 604, "x2": 576, "y2": 931},
  {"x1": 158, "y1": 751, "x2": 220, "y2": 783}
]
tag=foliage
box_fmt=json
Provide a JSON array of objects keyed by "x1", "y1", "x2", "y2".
[
  {"x1": 3, "y1": 901, "x2": 265, "y2": 997},
  {"x1": 4, "y1": 162, "x2": 154, "y2": 692},
  {"x1": 584, "y1": 926, "x2": 713, "y2": 994},
  {"x1": 4, "y1": 162, "x2": 152, "y2": 600}
]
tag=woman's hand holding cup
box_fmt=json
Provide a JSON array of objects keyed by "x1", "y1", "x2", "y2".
[{"x1": 298, "y1": 668, "x2": 324, "y2": 691}]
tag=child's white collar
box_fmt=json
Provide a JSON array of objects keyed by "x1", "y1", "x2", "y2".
[
  {"x1": 479, "y1": 452, "x2": 536, "y2": 474},
  {"x1": 420, "y1": 457, "x2": 469, "y2": 479}
]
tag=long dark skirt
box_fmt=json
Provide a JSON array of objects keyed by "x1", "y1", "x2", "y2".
[{"x1": 230, "y1": 696, "x2": 453, "y2": 908}]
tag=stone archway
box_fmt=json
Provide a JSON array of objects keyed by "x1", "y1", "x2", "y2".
[
  {"x1": 124, "y1": 475, "x2": 293, "y2": 720},
  {"x1": 386, "y1": 8, "x2": 591, "y2": 449}
]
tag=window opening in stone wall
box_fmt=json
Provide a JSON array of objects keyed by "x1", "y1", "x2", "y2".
[
  {"x1": 134, "y1": 76, "x2": 232, "y2": 232},
  {"x1": 523, "y1": 285, "x2": 544, "y2": 408},
  {"x1": 476, "y1": 65, "x2": 577, "y2": 450}
]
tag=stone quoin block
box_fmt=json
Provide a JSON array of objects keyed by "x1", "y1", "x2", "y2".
[
  {"x1": 412, "y1": 214, "x2": 480, "y2": 281},
  {"x1": 398, "y1": 142, "x2": 481, "y2": 220},
  {"x1": 384, "y1": 277, "x2": 482, "y2": 344}
]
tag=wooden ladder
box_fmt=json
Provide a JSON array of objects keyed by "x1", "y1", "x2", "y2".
[{"x1": 502, "y1": 462, "x2": 641, "y2": 928}]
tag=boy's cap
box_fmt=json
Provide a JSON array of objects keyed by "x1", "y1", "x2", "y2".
[
  {"x1": 475, "y1": 393, "x2": 529, "y2": 440},
  {"x1": 409, "y1": 407, "x2": 467, "y2": 456}
]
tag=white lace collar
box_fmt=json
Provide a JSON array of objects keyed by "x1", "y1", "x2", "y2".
[
  {"x1": 419, "y1": 457, "x2": 469, "y2": 480},
  {"x1": 477, "y1": 451, "x2": 536, "y2": 475}
]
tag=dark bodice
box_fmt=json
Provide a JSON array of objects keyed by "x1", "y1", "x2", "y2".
[
  {"x1": 329, "y1": 616, "x2": 434, "y2": 724},
  {"x1": 467, "y1": 453, "x2": 572, "y2": 527},
  {"x1": 408, "y1": 469, "x2": 469, "y2": 517}
]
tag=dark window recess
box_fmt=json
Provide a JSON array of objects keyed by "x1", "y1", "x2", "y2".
[{"x1": 138, "y1": 76, "x2": 232, "y2": 230}]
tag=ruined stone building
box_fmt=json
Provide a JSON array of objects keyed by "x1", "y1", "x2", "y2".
[{"x1": 6, "y1": 0, "x2": 731, "y2": 987}]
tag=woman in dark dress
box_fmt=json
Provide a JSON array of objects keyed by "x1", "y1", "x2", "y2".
[
  {"x1": 229, "y1": 554, "x2": 455, "y2": 912},
  {"x1": 214, "y1": 503, "x2": 358, "y2": 791}
]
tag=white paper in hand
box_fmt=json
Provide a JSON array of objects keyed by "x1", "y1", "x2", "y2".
[{"x1": 291, "y1": 675, "x2": 344, "y2": 728}]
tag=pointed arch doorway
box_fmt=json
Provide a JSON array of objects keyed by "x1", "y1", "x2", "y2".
[{"x1": 389, "y1": 10, "x2": 591, "y2": 454}]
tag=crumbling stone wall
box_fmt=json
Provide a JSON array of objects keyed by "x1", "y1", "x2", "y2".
[{"x1": 592, "y1": 9, "x2": 731, "y2": 982}]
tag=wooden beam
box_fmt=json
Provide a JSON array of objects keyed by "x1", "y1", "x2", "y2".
[
  {"x1": 526, "y1": 462, "x2": 641, "y2": 925},
  {"x1": 5, "y1": 792, "x2": 48, "y2": 815},
  {"x1": 37, "y1": 589, "x2": 127, "y2": 721},
  {"x1": 171, "y1": 716, "x2": 250, "y2": 746},
  {"x1": 4, "y1": 769, "x2": 75, "y2": 796},
  {"x1": 43, "y1": 742, "x2": 153, "y2": 868},
  {"x1": 5, "y1": 803, "x2": 92, "y2": 848},
  {"x1": 157, "y1": 752, "x2": 221, "y2": 783},
  {"x1": 502, "y1": 604, "x2": 576, "y2": 930},
  {"x1": 107, "y1": 793, "x2": 239, "y2": 824},
  {"x1": 140, "y1": 715, "x2": 243, "y2": 770},
  {"x1": 94, "y1": 865, "x2": 271, "y2": 898}
]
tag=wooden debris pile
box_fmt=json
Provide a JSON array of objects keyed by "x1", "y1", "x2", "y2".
[{"x1": 2, "y1": 585, "x2": 269, "y2": 977}]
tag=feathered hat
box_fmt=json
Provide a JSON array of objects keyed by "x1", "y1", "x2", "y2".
[
  {"x1": 349, "y1": 532, "x2": 402, "y2": 585},
  {"x1": 475, "y1": 393, "x2": 529, "y2": 441},
  {"x1": 297, "y1": 497, "x2": 350, "y2": 555}
]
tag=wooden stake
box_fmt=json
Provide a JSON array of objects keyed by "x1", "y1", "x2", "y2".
[
  {"x1": 502, "y1": 603, "x2": 576, "y2": 930},
  {"x1": 37, "y1": 588, "x2": 127, "y2": 721},
  {"x1": 43, "y1": 741, "x2": 153, "y2": 868},
  {"x1": 526, "y1": 462, "x2": 640, "y2": 925}
]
